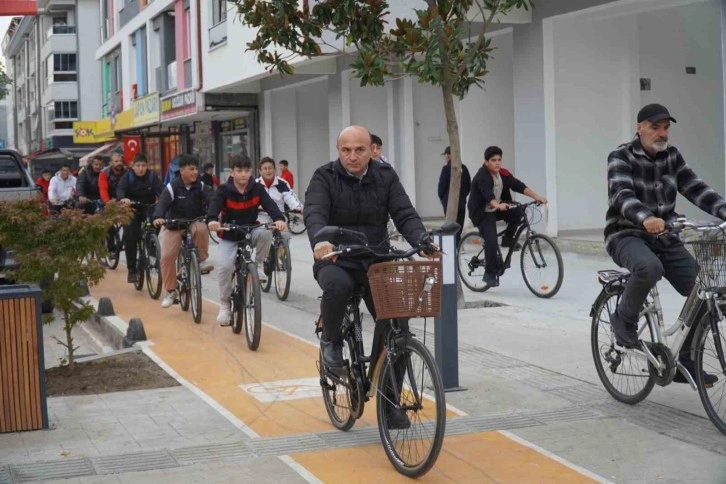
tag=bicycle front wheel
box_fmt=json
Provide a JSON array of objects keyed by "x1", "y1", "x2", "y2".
[
  {"x1": 177, "y1": 252, "x2": 190, "y2": 311},
  {"x1": 287, "y1": 213, "x2": 306, "y2": 234},
  {"x1": 244, "y1": 262, "x2": 262, "y2": 350},
  {"x1": 520, "y1": 234, "x2": 564, "y2": 298},
  {"x1": 104, "y1": 226, "x2": 121, "y2": 270},
  {"x1": 190, "y1": 251, "x2": 203, "y2": 324},
  {"x1": 591, "y1": 290, "x2": 654, "y2": 404},
  {"x1": 456, "y1": 232, "x2": 490, "y2": 292},
  {"x1": 145, "y1": 232, "x2": 162, "y2": 300},
  {"x1": 694, "y1": 309, "x2": 726, "y2": 434},
  {"x1": 133, "y1": 244, "x2": 145, "y2": 291},
  {"x1": 231, "y1": 271, "x2": 244, "y2": 334},
  {"x1": 320, "y1": 336, "x2": 358, "y2": 431},
  {"x1": 274, "y1": 238, "x2": 292, "y2": 301},
  {"x1": 261, "y1": 248, "x2": 273, "y2": 293},
  {"x1": 376, "y1": 337, "x2": 445, "y2": 478}
]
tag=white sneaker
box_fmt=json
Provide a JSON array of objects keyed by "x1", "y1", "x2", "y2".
[
  {"x1": 217, "y1": 305, "x2": 231, "y2": 326},
  {"x1": 257, "y1": 268, "x2": 268, "y2": 283},
  {"x1": 161, "y1": 290, "x2": 178, "y2": 308}
]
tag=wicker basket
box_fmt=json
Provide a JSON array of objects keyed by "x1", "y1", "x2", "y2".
[
  {"x1": 367, "y1": 261, "x2": 442, "y2": 319},
  {"x1": 687, "y1": 238, "x2": 726, "y2": 291}
]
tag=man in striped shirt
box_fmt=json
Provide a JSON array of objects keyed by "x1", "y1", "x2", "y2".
[{"x1": 606, "y1": 104, "x2": 726, "y2": 385}]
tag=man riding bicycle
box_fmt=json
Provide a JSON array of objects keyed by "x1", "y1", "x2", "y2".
[
  {"x1": 48, "y1": 164, "x2": 77, "y2": 213},
  {"x1": 468, "y1": 146, "x2": 547, "y2": 288},
  {"x1": 256, "y1": 156, "x2": 303, "y2": 242},
  {"x1": 99, "y1": 152, "x2": 127, "y2": 259},
  {"x1": 207, "y1": 156, "x2": 286, "y2": 325},
  {"x1": 118, "y1": 154, "x2": 163, "y2": 283},
  {"x1": 606, "y1": 104, "x2": 726, "y2": 385},
  {"x1": 76, "y1": 156, "x2": 104, "y2": 214},
  {"x1": 153, "y1": 155, "x2": 214, "y2": 309},
  {"x1": 304, "y1": 125, "x2": 437, "y2": 376}
]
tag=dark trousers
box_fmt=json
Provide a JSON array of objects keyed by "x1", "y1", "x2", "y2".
[
  {"x1": 316, "y1": 264, "x2": 377, "y2": 342},
  {"x1": 608, "y1": 234, "x2": 699, "y2": 358},
  {"x1": 476, "y1": 206, "x2": 525, "y2": 275},
  {"x1": 123, "y1": 209, "x2": 146, "y2": 270}
]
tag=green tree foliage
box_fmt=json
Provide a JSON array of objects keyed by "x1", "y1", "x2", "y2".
[
  {"x1": 0, "y1": 200, "x2": 131, "y2": 366},
  {"x1": 232, "y1": 0, "x2": 534, "y2": 222},
  {"x1": 0, "y1": 61, "x2": 10, "y2": 101}
]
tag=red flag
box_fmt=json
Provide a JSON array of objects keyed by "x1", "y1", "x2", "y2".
[
  {"x1": 123, "y1": 136, "x2": 141, "y2": 163},
  {"x1": 0, "y1": 1, "x2": 38, "y2": 15}
]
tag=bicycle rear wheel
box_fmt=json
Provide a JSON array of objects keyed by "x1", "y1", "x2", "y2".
[
  {"x1": 320, "y1": 337, "x2": 358, "y2": 431},
  {"x1": 104, "y1": 226, "x2": 121, "y2": 270},
  {"x1": 133, "y1": 244, "x2": 145, "y2": 291},
  {"x1": 520, "y1": 234, "x2": 564, "y2": 298},
  {"x1": 274, "y1": 238, "x2": 292, "y2": 301},
  {"x1": 694, "y1": 309, "x2": 726, "y2": 434},
  {"x1": 145, "y1": 232, "x2": 162, "y2": 300},
  {"x1": 177, "y1": 252, "x2": 190, "y2": 311},
  {"x1": 591, "y1": 290, "x2": 654, "y2": 404},
  {"x1": 376, "y1": 337, "x2": 445, "y2": 478},
  {"x1": 190, "y1": 251, "x2": 202, "y2": 324},
  {"x1": 287, "y1": 213, "x2": 306, "y2": 234},
  {"x1": 244, "y1": 262, "x2": 262, "y2": 350},
  {"x1": 456, "y1": 232, "x2": 490, "y2": 292}
]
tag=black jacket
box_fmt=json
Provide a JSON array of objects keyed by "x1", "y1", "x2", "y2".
[
  {"x1": 76, "y1": 168, "x2": 101, "y2": 199},
  {"x1": 153, "y1": 177, "x2": 212, "y2": 222},
  {"x1": 468, "y1": 167, "x2": 527, "y2": 225},
  {"x1": 116, "y1": 170, "x2": 163, "y2": 204},
  {"x1": 207, "y1": 179, "x2": 284, "y2": 242},
  {"x1": 304, "y1": 160, "x2": 427, "y2": 271},
  {"x1": 437, "y1": 161, "x2": 471, "y2": 212}
]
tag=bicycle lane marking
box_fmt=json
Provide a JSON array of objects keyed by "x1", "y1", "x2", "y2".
[{"x1": 92, "y1": 269, "x2": 608, "y2": 482}]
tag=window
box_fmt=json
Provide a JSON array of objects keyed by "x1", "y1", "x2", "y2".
[
  {"x1": 212, "y1": 0, "x2": 227, "y2": 25},
  {"x1": 52, "y1": 101, "x2": 79, "y2": 120},
  {"x1": 48, "y1": 54, "x2": 78, "y2": 82}
]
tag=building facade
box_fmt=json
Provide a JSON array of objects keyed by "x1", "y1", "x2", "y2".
[{"x1": 2, "y1": 0, "x2": 102, "y2": 157}]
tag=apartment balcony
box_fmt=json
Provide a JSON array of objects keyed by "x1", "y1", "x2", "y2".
[
  {"x1": 41, "y1": 81, "x2": 78, "y2": 106},
  {"x1": 208, "y1": 20, "x2": 227, "y2": 51},
  {"x1": 40, "y1": 31, "x2": 77, "y2": 62}
]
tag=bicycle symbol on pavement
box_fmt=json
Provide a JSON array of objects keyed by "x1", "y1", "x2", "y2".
[{"x1": 239, "y1": 377, "x2": 321, "y2": 403}]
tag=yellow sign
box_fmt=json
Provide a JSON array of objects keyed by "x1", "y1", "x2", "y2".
[
  {"x1": 133, "y1": 92, "x2": 160, "y2": 127},
  {"x1": 72, "y1": 121, "x2": 115, "y2": 144},
  {"x1": 114, "y1": 109, "x2": 134, "y2": 132}
]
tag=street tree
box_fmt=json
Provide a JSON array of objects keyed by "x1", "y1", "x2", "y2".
[
  {"x1": 232, "y1": 0, "x2": 534, "y2": 226},
  {"x1": 0, "y1": 62, "x2": 9, "y2": 101}
]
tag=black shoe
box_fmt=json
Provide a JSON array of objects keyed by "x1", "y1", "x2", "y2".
[
  {"x1": 610, "y1": 311, "x2": 639, "y2": 347},
  {"x1": 387, "y1": 406, "x2": 411, "y2": 430},
  {"x1": 127, "y1": 270, "x2": 137, "y2": 283},
  {"x1": 501, "y1": 238, "x2": 522, "y2": 251},
  {"x1": 483, "y1": 272, "x2": 499, "y2": 287},
  {"x1": 321, "y1": 340, "x2": 345, "y2": 375},
  {"x1": 674, "y1": 358, "x2": 718, "y2": 386}
]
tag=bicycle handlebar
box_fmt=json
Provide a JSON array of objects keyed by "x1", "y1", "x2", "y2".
[
  {"x1": 665, "y1": 217, "x2": 726, "y2": 234},
  {"x1": 218, "y1": 222, "x2": 277, "y2": 233},
  {"x1": 160, "y1": 216, "x2": 207, "y2": 228}
]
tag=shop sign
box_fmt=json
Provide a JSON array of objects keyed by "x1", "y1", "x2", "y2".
[
  {"x1": 72, "y1": 121, "x2": 115, "y2": 144},
  {"x1": 133, "y1": 93, "x2": 160, "y2": 127},
  {"x1": 219, "y1": 117, "x2": 248, "y2": 133},
  {"x1": 160, "y1": 89, "x2": 198, "y2": 121}
]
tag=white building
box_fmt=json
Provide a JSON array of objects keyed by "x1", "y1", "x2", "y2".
[
  {"x1": 199, "y1": 0, "x2": 726, "y2": 236},
  {"x1": 2, "y1": 0, "x2": 102, "y2": 161}
]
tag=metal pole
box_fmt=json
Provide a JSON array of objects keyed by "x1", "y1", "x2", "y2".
[{"x1": 434, "y1": 233, "x2": 466, "y2": 392}]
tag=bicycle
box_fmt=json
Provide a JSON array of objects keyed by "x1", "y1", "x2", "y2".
[
  {"x1": 261, "y1": 228, "x2": 292, "y2": 301},
  {"x1": 129, "y1": 203, "x2": 163, "y2": 300},
  {"x1": 456, "y1": 200, "x2": 564, "y2": 297},
  {"x1": 163, "y1": 217, "x2": 205, "y2": 323},
  {"x1": 591, "y1": 218, "x2": 726, "y2": 434},
  {"x1": 285, "y1": 209, "x2": 306, "y2": 235},
  {"x1": 220, "y1": 223, "x2": 274, "y2": 350},
  {"x1": 103, "y1": 223, "x2": 123, "y2": 270},
  {"x1": 314, "y1": 222, "x2": 457, "y2": 477}
]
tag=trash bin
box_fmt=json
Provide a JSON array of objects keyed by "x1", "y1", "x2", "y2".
[{"x1": 0, "y1": 284, "x2": 49, "y2": 432}]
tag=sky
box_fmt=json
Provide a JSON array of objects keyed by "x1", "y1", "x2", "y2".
[{"x1": 0, "y1": 16, "x2": 13, "y2": 65}]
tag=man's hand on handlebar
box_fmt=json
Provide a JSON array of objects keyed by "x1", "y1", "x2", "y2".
[
  {"x1": 419, "y1": 243, "x2": 441, "y2": 260},
  {"x1": 314, "y1": 241, "x2": 336, "y2": 261},
  {"x1": 207, "y1": 221, "x2": 221, "y2": 232},
  {"x1": 274, "y1": 220, "x2": 287, "y2": 232},
  {"x1": 643, "y1": 216, "x2": 666, "y2": 234},
  {"x1": 153, "y1": 218, "x2": 166, "y2": 228}
]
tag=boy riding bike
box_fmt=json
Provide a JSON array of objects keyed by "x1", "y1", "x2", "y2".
[{"x1": 256, "y1": 156, "x2": 303, "y2": 241}]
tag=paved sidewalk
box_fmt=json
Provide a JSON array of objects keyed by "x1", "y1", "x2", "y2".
[{"x1": 1, "y1": 233, "x2": 726, "y2": 483}]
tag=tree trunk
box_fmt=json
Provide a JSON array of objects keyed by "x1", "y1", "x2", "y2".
[{"x1": 64, "y1": 314, "x2": 75, "y2": 366}]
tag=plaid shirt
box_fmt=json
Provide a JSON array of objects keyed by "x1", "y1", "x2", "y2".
[{"x1": 605, "y1": 136, "x2": 726, "y2": 245}]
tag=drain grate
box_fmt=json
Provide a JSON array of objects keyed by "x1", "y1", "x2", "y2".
[
  {"x1": 528, "y1": 406, "x2": 601, "y2": 424},
  {"x1": 248, "y1": 433, "x2": 326, "y2": 456},
  {"x1": 170, "y1": 441, "x2": 254, "y2": 465},
  {"x1": 93, "y1": 450, "x2": 177, "y2": 475},
  {"x1": 12, "y1": 458, "x2": 94, "y2": 483},
  {"x1": 463, "y1": 300, "x2": 507, "y2": 309},
  {"x1": 546, "y1": 385, "x2": 610, "y2": 404},
  {"x1": 459, "y1": 346, "x2": 527, "y2": 369},
  {"x1": 0, "y1": 466, "x2": 10, "y2": 484},
  {"x1": 318, "y1": 427, "x2": 380, "y2": 448}
]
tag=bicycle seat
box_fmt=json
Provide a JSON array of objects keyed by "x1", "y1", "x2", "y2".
[{"x1": 598, "y1": 269, "x2": 630, "y2": 284}]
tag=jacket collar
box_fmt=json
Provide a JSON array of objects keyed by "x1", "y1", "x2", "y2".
[
  {"x1": 226, "y1": 177, "x2": 255, "y2": 195},
  {"x1": 334, "y1": 159, "x2": 372, "y2": 181}
]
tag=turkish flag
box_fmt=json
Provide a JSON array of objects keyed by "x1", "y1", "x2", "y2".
[
  {"x1": 0, "y1": 1, "x2": 38, "y2": 15},
  {"x1": 123, "y1": 136, "x2": 141, "y2": 163}
]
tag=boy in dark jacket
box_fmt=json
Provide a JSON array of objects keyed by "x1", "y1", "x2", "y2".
[
  {"x1": 76, "y1": 156, "x2": 104, "y2": 213},
  {"x1": 207, "y1": 156, "x2": 286, "y2": 325},
  {"x1": 468, "y1": 146, "x2": 547, "y2": 287},
  {"x1": 153, "y1": 155, "x2": 214, "y2": 308}
]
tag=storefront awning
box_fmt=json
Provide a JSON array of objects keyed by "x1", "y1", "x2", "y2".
[{"x1": 79, "y1": 142, "x2": 123, "y2": 167}]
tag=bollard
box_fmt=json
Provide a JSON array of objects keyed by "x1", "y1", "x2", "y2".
[
  {"x1": 97, "y1": 297, "x2": 115, "y2": 316},
  {"x1": 124, "y1": 317, "x2": 147, "y2": 347},
  {"x1": 434, "y1": 233, "x2": 466, "y2": 392}
]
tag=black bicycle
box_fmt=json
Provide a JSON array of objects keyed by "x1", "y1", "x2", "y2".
[
  {"x1": 104, "y1": 223, "x2": 123, "y2": 270},
  {"x1": 261, "y1": 228, "x2": 292, "y2": 301},
  {"x1": 456, "y1": 200, "x2": 564, "y2": 297},
  {"x1": 286, "y1": 209, "x2": 305, "y2": 235},
  {"x1": 221, "y1": 223, "x2": 274, "y2": 350},
  {"x1": 163, "y1": 217, "x2": 205, "y2": 323},
  {"x1": 314, "y1": 222, "x2": 457, "y2": 477},
  {"x1": 126, "y1": 203, "x2": 163, "y2": 299}
]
